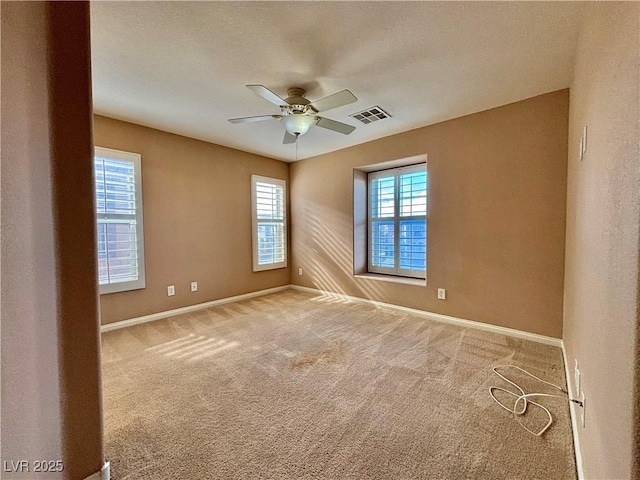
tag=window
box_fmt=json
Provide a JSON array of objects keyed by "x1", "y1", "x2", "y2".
[
  {"x1": 368, "y1": 164, "x2": 426, "y2": 278},
  {"x1": 252, "y1": 175, "x2": 287, "y2": 271},
  {"x1": 94, "y1": 147, "x2": 146, "y2": 294}
]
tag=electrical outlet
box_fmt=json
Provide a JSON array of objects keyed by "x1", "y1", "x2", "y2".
[
  {"x1": 190, "y1": 281, "x2": 198, "y2": 292},
  {"x1": 437, "y1": 288, "x2": 446, "y2": 300},
  {"x1": 574, "y1": 359, "x2": 581, "y2": 393},
  {"x1": 582, "y1": 126, "x2": 587, "y2": 155},
  {"x1": 298, "y1": 268, "x2": 303, "y2": 276},
  {"x1": 580, "y1": 391, "x2": 586, "y2": 428},
  {"x1": 167, "y1": 285, "x2": 175, "y2": 296}
]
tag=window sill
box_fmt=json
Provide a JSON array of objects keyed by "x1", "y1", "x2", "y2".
[
  {"x1": 354, "y1": 273, "x2": 426, "y2": 287},
  {"x1": 99, "y1": 282, "x2": 145, "y2": 295}
]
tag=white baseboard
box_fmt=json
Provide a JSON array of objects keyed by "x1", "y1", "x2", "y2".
[
  {"x1": 290, "y1": 285, "x2": 562, "y2": 347},
  {"x1": 100, "y1": 285, "x2": 290, "y2": 333},
  {"x1": 103, "y1": 283, "x2": 561, "y2": 347},
  {"x1": 561, "y1": 341, "x2": 585, "y2": 480},
  {"x1": 83, "y1": 461, "x2": 110, "y2": 480}
]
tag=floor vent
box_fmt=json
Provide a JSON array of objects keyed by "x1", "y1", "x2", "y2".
[{"x1": 350, "y1": 106, "x2": 392, "y2": 124}]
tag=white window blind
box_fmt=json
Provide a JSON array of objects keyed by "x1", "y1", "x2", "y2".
[
  {"x1": 94, "y1": 147, "x2": 146, "y2": 294},
  {"x1": 252, "y1": 175, "x2": 287, "y2": 271},
  {"x1": 369, "y1": 164, "x2": 426, "y2": 278}
]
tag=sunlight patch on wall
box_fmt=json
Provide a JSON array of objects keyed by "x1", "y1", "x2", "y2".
[{"x1": 297, "y1": 198, "x2": 385, "y2": 301}]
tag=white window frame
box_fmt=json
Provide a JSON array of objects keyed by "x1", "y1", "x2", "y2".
[
  {"x1": 368, "y1": 163, "x2": 426, "y2": 279},
  {"x1": 251, "y1": 175, "x2": 287, "y2": 272},
  {"x1": 94, "y1": 146, "x2": 146, "y2": 294}
]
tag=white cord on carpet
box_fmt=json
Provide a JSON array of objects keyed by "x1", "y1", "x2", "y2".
[{"x1": 489, "y1": 365, "x2": 583, "y2": 436}]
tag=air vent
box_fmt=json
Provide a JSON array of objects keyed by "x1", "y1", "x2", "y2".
[{"x1": 350, "y1": 106, "x2": 392, "y2": 125}]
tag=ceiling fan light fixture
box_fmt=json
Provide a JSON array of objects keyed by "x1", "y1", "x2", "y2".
[{"x1": 280, "y1": 114, "x2": 317, "y2": 136}]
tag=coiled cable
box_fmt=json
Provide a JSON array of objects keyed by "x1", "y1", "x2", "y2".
[{"x1": 490, "y1": 365, "x2": 583, "y2": 436}]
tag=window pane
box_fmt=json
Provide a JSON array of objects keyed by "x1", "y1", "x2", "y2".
[
  {"x1": 371, "y1": 221, "x2": 395, "y2": 268},
  {"x1": 97, "y1": 219, "x2": 140, "y2": 285},
  {"x1": 256, "y1": 182, "x2": 284, "y2": 220},
  {"x1": 399, "y1": 171, "x2": 427, "y2": 217},
  {"x1": 94, "y1": 157, "x2": 137, "y2": 215},
  {"x1": 370, "y1": 176, "x2": 395, "y2": 218},
  {"x1": 96, "y1": 222, "x2": 109, "y2": 284},
  {"x1": 257, "y1": 221, "x2": 285, "y2": 265},
  {"x1": 399, "y1": 219, "x2": 426, "y2": 271}
]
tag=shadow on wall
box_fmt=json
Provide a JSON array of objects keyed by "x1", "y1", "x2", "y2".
[{"x1": 297, "y1": 197, "x2": 386, "y2": 301}]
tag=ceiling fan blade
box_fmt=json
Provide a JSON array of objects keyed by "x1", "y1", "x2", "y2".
[
  {"x1": 283, "y1": 131, "x2": 298, "y2": 144},
  {"x1": 228, "y1": 115, "x2": 281, "y2": 124},
  {"x1": 316, "y1": 117, "x2": 356, "y2": 135},
  {"x1": 246, "y1": 85, "x2": 287, "y2": 106},
  {"x1": 309, "y1": 89, "x2": 357, "y2": 112}
]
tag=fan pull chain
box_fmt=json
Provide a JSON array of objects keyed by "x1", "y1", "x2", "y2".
[{"x1": 295, "y1": 136, "x2": 299, "y2": 161}]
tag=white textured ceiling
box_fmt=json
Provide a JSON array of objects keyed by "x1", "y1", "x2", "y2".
[{"x1": 90, "y1": 2, "x2": 584, "y2": 162}]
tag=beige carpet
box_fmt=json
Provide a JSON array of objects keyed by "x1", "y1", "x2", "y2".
[{"x1": 102, "y1": 289, "x2": 576, "y2": 479}]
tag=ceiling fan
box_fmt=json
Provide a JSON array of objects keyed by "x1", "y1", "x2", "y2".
[{"x1": 228, "y1": 85, "x2": 357, "y2": 144}]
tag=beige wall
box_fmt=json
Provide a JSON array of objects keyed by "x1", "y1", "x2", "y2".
[
  {"x1": 94, "y1": 116, "x2": 290, "y2": 324},
  {"x1": 1, "y1": 2, "x2": 104, "y2": 479},
  {"x1": 562, "y1": 3, "x2": 640, "y2": 479},
  {"x1": 290, "y1": 90, "x2": 569, "y2": 338}
]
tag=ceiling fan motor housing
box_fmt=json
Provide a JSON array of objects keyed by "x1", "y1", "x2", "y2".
[{"x1": 285, "y1": 87, "x2": 310, "y2": 105}]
